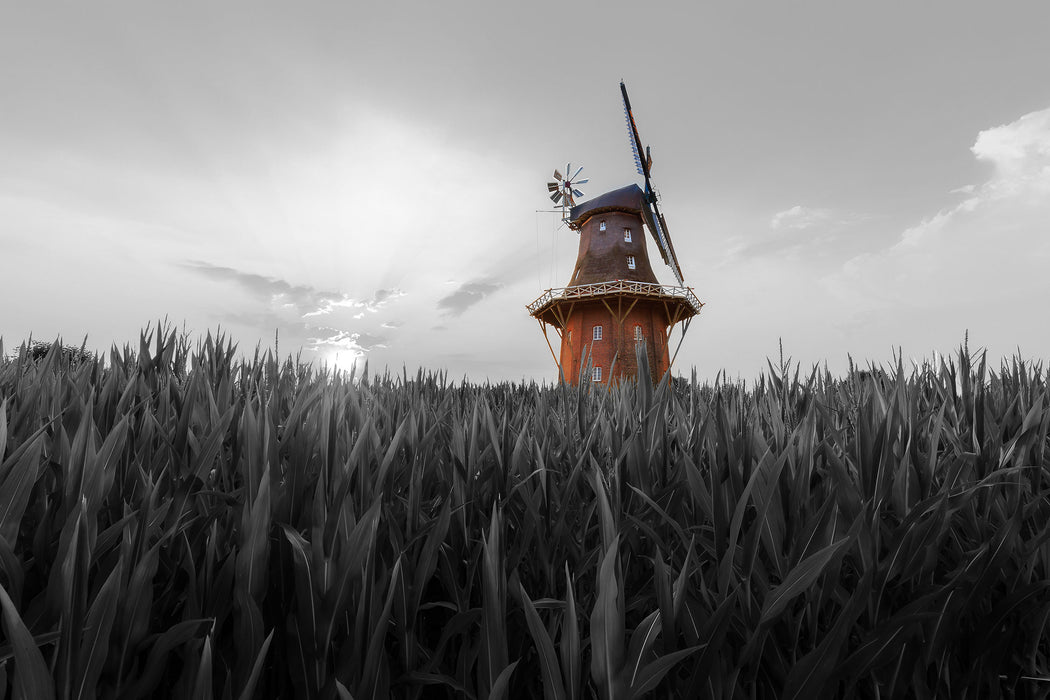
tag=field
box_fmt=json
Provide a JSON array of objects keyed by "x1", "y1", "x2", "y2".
[{"x1": 0, "y1": 330, "x2": 1048, "y2": 699}]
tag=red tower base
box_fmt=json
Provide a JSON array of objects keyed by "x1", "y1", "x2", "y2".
[{"x1": 527, "y1": 280, "x2": 702, "y2": 385}]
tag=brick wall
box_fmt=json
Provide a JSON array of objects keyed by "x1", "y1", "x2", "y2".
[{"x1": 557, "y1": 298, "x2": 672, "y2": 384}]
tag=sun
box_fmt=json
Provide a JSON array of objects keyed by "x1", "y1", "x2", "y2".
[{"x1": 323, "y1": 349, "x2": 363, "y2": 377}]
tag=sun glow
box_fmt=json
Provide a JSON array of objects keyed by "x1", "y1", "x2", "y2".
[{"x1": 321, "y1": 349, "x2": 362, "y2": 377}]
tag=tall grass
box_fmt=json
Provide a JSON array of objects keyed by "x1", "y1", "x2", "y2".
[{"x1": 0, "y1": 329, "x2": 1047, "y2": 698}]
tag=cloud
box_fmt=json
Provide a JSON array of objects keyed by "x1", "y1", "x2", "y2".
[
  {"x1": 303, "y1": 288, "x2": 405, "y2": 318},
  {"x1": 770, "y1": 205, "x2": 835, "y2": 231},
  {"x1": 309, "y1": 328, "x2": 387, "y2": 352},
  {"x1": 179, "y1": 259, "x2": 406, "y2": 366},
  {"x1": 437, "y1": 279, "x2": 502, "y2": 316},
  {"x1": 720, "y1": 205, "x2": 861, "y2": 266},
  {"x1": 180, "y1": 260, "x2": 348, "y2": 314},
  {"x1": 825, "y1": 106, "x2": 1050, "y2": 341},
  {"x1": 972, "y1": 108, "x2": 1050, "y2": 177},
  {"x1": 180, "y1": 260, "x2": 404, "y2": 318}
]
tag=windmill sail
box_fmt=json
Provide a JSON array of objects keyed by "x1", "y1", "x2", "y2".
[{"x1": 620, "y1": 81, "x2": 684, "y2": 286}]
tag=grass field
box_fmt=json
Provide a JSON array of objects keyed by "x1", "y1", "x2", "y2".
[{"x1": 0, "y1": 330, "x2": 1048, "y2": 699}]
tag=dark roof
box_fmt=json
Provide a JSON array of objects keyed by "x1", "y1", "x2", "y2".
[{"x1": 569, "y1": 184, "x2": 646, "y2": 224}]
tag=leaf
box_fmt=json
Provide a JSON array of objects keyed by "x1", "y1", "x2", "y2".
[
  {"x1": 358, "y1": 557, "x2": 402, "y2": 700},
  {"x1": 592, "y1": 464, "x2": 616, "y2": 554},
  {"x1": 653, "y1": 551, "x2": 675, "y2": 652},
  {"x1": 759, "y1": 525, "x2": 857, "y2": 626},
  {"x1": 236, "y1": 465, "x2": 272, "y2": 600},
  {"x1": 480, "y1": 507, "x2": 508, "y2": 697},
  {"x1": 560, "y1": 565, "x2": 581, "y2": 700},
  {"x1": 88, "y1": 415, "x2": 128, "y2": 506},
  {"x1": 334, "y1": 680, "x2": 354, "y2": 700},
  {"x1": 590, "y1": 536, "x2": 625, "y2": 700},
  {"x1": 118, "y1": 538, "x2": 162, "y2": 666},
  {"x1": 193, "y1": 634, "x2": 214, "y2": 700},
  {"x1": 374, "y1": 415, "x2": 410, "y2": 496},
  {"x1": 74, "y1": 557, "x2": 124, "y2": 700},
  {"x1": 0, "y1": 436, "x2": 43, "y2": 545},
  {"x1": 781, "y1": 569, "x2": 874, "y2": 700},
  {"x1": 0, "y1": 534, "x2": 21, "y2": 611},
  {"x1": 518, "y1": 581, "x2": 566, "y2": 700},
  {"x1": 236, "y1": 629, "x2": 274, "y2": 700},
  {"x1": 191, "y1": 406, "x2": 235, "y2": 482},
  {"x1": 488, "y1": 660, "x2": 520, "y2": 700},
  {"x1": 627, "y1": 645, "x2": 702, "y2": 699},
  {"x1": 0, "y1": 582, "x2": 54, "y2": 700},
  {"x1": 122, "y1": 619, "x2": 213, "y2": 699},
  {"x1": 624, "y1": 610, "x2": 662, "y2": 689},
  {"x1": 0, "y1": 399, "x2": 7, "y2": 460}
]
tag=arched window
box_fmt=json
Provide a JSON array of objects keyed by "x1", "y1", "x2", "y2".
[
  {"x1": 592, "y1": 366, "x2": 602, "y2": 381},
  {"x1": 624, "y1": 228, "x2": 632, "y2": 242},
  {"x1": 593, "y1": 325, "x2": 603, "y2": 341},
  {"x1": 634, "y1": 325, "x2": 644, "y2": 342},
  {"x1": 599, "y1": 220, "x2": 606, "y2": 232},
  {"x1": 626, "y1": 255, "x2": 636, "y2": 270}
]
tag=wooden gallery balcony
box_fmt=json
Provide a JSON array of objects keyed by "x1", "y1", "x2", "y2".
[{"x1": 526, "y1": 279, "x2": 703, "y2": 328}]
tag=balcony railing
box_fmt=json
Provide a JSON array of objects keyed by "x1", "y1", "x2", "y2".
[{"x1": 527, "y1": 280, "x2": 703, "y2": 315}]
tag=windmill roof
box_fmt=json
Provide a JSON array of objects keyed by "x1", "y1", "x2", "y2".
[{"x1": 569, "y1": 184, "x2": 646, "y2": 224}]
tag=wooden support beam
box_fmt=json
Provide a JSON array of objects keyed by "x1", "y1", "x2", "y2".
[
  {"x1": 668, "y1": 316, "x2": 692, "y2": 373},
  {"x1": 537, "y1": 319, "x2": 563, "y2": 378}
]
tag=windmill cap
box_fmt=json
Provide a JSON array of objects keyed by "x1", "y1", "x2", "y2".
[{"x1": 569, "y1": 184, "x2": 647, "y2": 226}]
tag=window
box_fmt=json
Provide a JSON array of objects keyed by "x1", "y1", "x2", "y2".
[
  {"x1": 624, "y1": 228, "x2": 632, "y2": 242},
  {"x1": 626, "y1": 255, "x2": 636, "y2": 270},
  {"x1": 599, "y1": 220, "x2": 606, "y2": 232},
  {"x1": 593, "y1": 325, "x2": 603, "y2": 341},
  {"x1": 634, "y1": 325, "x2": 643, "y2": 342},
  {"x1": 592, "y1": 366, "x2": 602, "y2": 382}
]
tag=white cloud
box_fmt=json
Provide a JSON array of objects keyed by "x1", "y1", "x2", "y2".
[
  {"x1": 972, "y1": 109, "x2": 1050, "y2": 175},
  {"x1": 718, "y1": 204, "x2": 860, "y2": 267},
  {"x1": 770, "y1": 205, "x2": 835, "y2": 230},
  {"x1": 824, "y1": 105, "x2": 1050, "y2": 351}
]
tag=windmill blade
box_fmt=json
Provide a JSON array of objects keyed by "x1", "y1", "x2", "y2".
[
  {"x1": 572, "y1": 188, "x2": 584, "y2": 198},
  {"x1": 621, "y1": 81, "x2": 652, "y2": 184},
  {"x1": 575, "y1": 178, "x2": 589, "y2": 185},
  {"x1": 657, "y1": 211, "x2": 684, "y2": 284},
  {"x1": 569, "y1": 165, "x2": 584, "y2": 181},
  {"x1": 643, "y1": 200, "x2": 684, "y2": 285},
  {"x1": 547, "y1": 182, "x2": 559, "y2": 192},
  {"x1": 554, "y1": 169, "x2": 562, "y2": 180},
  {"x1": 550, "y1": 191, "x2": 562, "y2": 203},
  {"x1": 622, "y1": 80, "x2": 686, "y2": 284}
]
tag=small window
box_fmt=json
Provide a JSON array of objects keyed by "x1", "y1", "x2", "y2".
[
  {"x1": 592, "y1": 366, "x2": 602, "y2": 382},
  {"x1": 626, "y1": 255, "x2": 636, "y2": 270},
  {"x1": 624, "y1": 228, "x2": 632, "y2": 242},
  {"x1": 593, "y1": 325, "x2": 603, "y2": 341},
  {"x1": 634, "y1": 325, "x2": 643, "y2": 342},
  {"x1": 599, "y1": 221, "x2": 606, "y2": 232}
]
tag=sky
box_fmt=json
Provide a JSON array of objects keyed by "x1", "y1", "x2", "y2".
[{"x1": 2, "y1": 1, "x2": 1049, "y2": 383}]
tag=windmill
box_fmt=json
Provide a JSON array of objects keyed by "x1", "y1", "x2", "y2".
[
  {"x1": 546, "y1": 163, "x2": 588, "y2": 219},
  {"x1": 527, "y1": 82, "x2": 704, "y2": 385}
]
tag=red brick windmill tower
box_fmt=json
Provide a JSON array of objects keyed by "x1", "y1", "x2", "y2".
[{"x1": 528, "y1": 82, "x2": 703, "y2": 385}]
